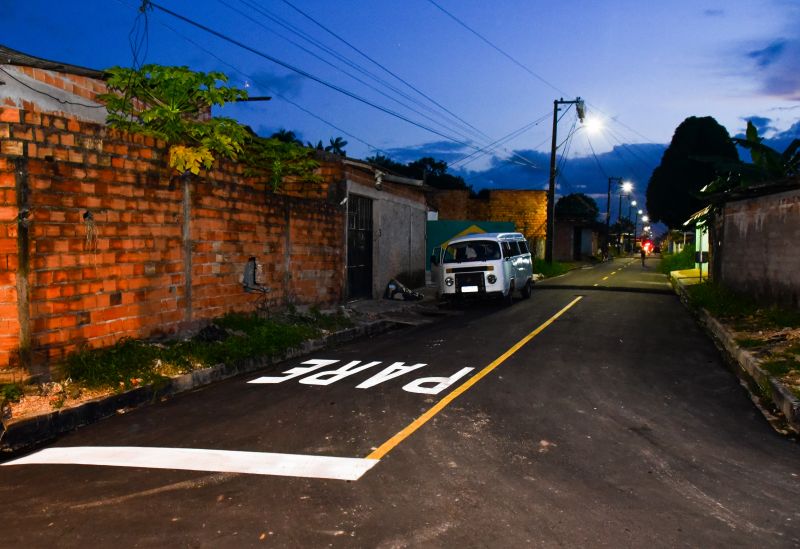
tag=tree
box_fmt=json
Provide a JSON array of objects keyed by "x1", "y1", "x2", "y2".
[
  {"x1": 408, "y1": 157, "x2": 471, "y2": 191},
  {"x1": 99, "y1": 65, "x2": 249, "y2": 174},
  {"x1": 271, "y1": 129, "x2": 303, "y2": 145},
  {"x1": 646, "y1": 116, "x2": 739, "y2": 228},
  {"x1": 702, "y1": 120, "x2": 800, "y2": 196},
  {"x1": 325, "y1": 136, "x2": 348, "y2": 156},
  {"x1": 555, "y1": 193, "x2": 599, "y2": 223}
]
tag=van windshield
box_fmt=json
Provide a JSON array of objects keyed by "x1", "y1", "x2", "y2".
[{"x1": 443, "y1": 240, "x2": 501, "y2": 263}]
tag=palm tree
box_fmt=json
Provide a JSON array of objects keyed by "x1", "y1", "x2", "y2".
[
  {"x1": 325, "y1": 136, "x2": 348, "y2": 156},
  {"x1": 271, "y1": 129, "x2": 303, "y2": 145},
  {"x1": 306, "y1": 140, "x2": 324, "y2": 151}
]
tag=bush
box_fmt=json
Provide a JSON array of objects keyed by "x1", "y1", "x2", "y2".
[
  {"x1": 658, "y1": 244, "x2": 695, "y2": 274},
  {"x1": 62, "y1": 310, "x2": 352, "y2": 391},
  {"x1": 532, "y1": 258, "x2": 572, "y2": 278}
]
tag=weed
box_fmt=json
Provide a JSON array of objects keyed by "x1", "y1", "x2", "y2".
[
  {"x1": 735, "y1": 338, "x2": 765, "y2": 349},
  {"x1": 1, "y1": 383, "x2": 24, "y2": 403},
  {"x1": 61, "y1": 310, "x2": 347, "y2": 392},
  {"x1": 532, "y1": 259, "x2": 572, "y2": 278},
  {"x1": 658, "y1": 244, "x2": 695, "y2": 274},
  {"x1": 762, "y1": 358, "x2": 796, "y2": 377}
]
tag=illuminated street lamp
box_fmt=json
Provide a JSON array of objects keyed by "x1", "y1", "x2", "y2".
[{"x1": 618, "y1": 181, "x2": 633, "y2": 222}]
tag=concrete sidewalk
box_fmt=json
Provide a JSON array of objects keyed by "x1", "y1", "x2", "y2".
[{"x1": 670, "y1": 270, "x2": 800, "y2": 436}]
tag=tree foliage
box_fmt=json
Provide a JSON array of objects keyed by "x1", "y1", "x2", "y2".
[
  {"x1": 99, "y1": 65, "x2": 249, "y2": 174},
  {"x1": 702, "y1": 120, "x2": 800, "y2": 197},
  {"x1": 645, "y1": 116, "x2": 739, "y2": 228},
  {"x1": 555, "y1": 193, "x2": 599, "y2": 223},
  {"x1": 325, "y1": 137, "x2": 348, "y2": 156},
  {"x1": 100, "y1": 65, "x2": 319, "y2": 188},
  {"x1": 365, "y1": 155, "x2": 472, "y2": 191}
]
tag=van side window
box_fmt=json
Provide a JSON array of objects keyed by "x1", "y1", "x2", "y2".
[
  {"x1": 502, "y1": 241, "x2": 520, "y2": 257},
  {"x1": 518, "y1": 240, "x2": 529, "y2": 254}
]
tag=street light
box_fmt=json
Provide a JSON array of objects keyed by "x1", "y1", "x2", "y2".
[
  {"x1": 634, "y1": 208, "x2": 642, "y2": 248},
  {"x1": 618, "y1": 181, "x2": 633, "y2": 222}
]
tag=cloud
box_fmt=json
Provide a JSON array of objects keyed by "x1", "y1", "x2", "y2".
[
  {"x1": 382, "y1": 140, "x2": 470, "y2": 164},
  {"x1": 747, "y1": 40, "x2": 788, "y2": 69},
  {"x1": 247, "y1": 70, "x2": 304, "y2": 98},
  {"x1": 455, "y1": 143, "x2": 666, "y2": 209},
  {"x1": 703, "y1": 8, "x2": 725, "y2": 17},
  {"x1": 742, "y1": 115, "x2": 776, "y2": 134}
]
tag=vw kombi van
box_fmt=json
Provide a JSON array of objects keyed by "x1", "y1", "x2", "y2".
[{"x1": 430, "y1": 232, "x2": 533, "y2": 302}]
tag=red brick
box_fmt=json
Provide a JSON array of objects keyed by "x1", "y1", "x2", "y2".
[{"x1": 0, "y1": 108, "x2": 20, "y2": 123}]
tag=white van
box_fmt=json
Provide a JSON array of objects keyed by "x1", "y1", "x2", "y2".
[{"x1": 430, "y1": 232, "x2": 534, "y2": 302}]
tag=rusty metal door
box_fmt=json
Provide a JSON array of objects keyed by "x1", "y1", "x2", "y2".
[{"x1": 347, "y1": 195, "x2": 373, "y2": 299}]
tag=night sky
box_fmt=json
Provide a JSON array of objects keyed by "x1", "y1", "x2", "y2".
[{"x1": 4, "y1": 0, "x2": 799, "y2": 219}]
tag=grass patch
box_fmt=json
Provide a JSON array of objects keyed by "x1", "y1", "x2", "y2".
[
  {"x1": 762, "y1": 358, "x2": 796, "y2": 377},
  {"x1": 687, "y1": 282, "x2": 800, "y2": 330},
  {"x1": 735, "y1": 337, "x2": 766, "y2": 349},
  {"x1": 63, "y1": 309, "x2": 353, "y2": 392},
  {"x1": 533, "y1": 259, "x2": 572, "y2": 278},
  {"x1": 1, "y1": 382, "x2": 24, "y2": 403},
  {"x1": 658, "y1": 244, "x2": 695, "y2": 274}
]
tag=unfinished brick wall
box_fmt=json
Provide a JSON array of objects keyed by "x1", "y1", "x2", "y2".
[
  {"x1": 6, "y1": 66, "x2": 107, "y2": 105},
  {"x1": 0, "y1": 106, "x2": 345, "y2": 377},
  {"x1": 717, "y1": 187, "x2": 800, "y2": 309},
  {"x1": 430, "y1": 189, "x2": 548, "y2": 241}
]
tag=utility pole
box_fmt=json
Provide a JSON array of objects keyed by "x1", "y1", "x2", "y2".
[
  {"x1": 604, "y1": 176, "x2": 621, "y2": 257},
  {"x1": 545, "y1": 97, "x2": 585, "y2": 263}
]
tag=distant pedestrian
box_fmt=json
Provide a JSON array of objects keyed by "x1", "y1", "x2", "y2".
[{"x1": 640, "y1": 247, "x2": 646, "y2": 267}]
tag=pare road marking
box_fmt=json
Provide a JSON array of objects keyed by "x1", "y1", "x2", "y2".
[
  {"x1": 248, "y1": 359, "x2": 474, "y2": 395},
  {"x1": 6, "y1": 299, "x2": 582, "y2": 481}
]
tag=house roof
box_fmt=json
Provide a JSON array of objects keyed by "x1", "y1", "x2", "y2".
[
  {"x1": 0, "y1": 44, "x2": 105, "y2": 79},
  {"x1": 683, "y1": 206, "x2": 710, "y2": 227}
]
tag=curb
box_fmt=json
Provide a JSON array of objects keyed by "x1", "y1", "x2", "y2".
[
  {"x1": 0, "y1": 319, "x2": 399, "y2": 456},
  {"x1": 670, "y1": 275, "x2": 800, "y2": 436}
]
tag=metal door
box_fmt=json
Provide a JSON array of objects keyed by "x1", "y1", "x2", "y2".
[{"x1": 347, "y1": 195, "x2": 373, "y2": 299}]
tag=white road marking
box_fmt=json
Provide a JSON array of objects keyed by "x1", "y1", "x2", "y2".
[{"x1": 3, "y1": 446, "x2": 378, "y2": 481}]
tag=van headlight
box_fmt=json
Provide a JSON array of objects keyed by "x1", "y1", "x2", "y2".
[
  {"x1": 445, "y1": 277, "x2": 454, "y2": 287},
  {"x1": 487, "y1": 274, "x2": 497, "y2": 284}
]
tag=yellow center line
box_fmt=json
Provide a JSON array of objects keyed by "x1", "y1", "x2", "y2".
[
  {"x1": 366, "y1": 296, "x2": 584, "y2": 460},
  {"x1": 602, "y1": 276, "x2": 609, "y2": 280},
  {"x1": 610, "y1": 271, "x2": 617, "y2": 276}
]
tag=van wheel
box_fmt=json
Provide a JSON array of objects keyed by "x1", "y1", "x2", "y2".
[{"x1": 521, "y1": 280, "x2": 532, "y2": 299}]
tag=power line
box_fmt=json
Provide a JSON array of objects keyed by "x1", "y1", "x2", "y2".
[
  {"x1": 279, "y1": 0, "x2": 494, "y2": 143},
  {"x1": 145, "y1": 1, "x2": 486, "y2": 151},
  {"x1": 449, "y1": 112, "x2": 550, "y2": 169},
  {"x1": 153, "y1": 18, "x2": 387, "y2": 155},
  {"x1": 426, "y1": 0, "x2": 567, "y2": 97},
  {"x1": 223, "y1": 0, "x2": 482, "y2": 144}
]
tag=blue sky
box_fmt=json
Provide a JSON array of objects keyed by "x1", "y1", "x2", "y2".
[{"x1": 3, "y1": 0, "x2": 799, "y2": 220}]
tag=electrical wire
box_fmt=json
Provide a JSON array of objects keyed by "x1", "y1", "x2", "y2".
[
  {"x1": 449, "y1": 112, "x2": 550, "y2": 170},
  {"x1": 156, "y1": 19, "x2": 387, "y2": 156},
  {"x1": 145, "y1": 1, "x2": 504, "y2": 155},
  {"x1": 237, "y1": 0, "x2": 485, "y2": 143},
  {"x1": 425, "y1": 0, "x2": 567, "y2": 97},
  {"x1": 216, "y1": 0, "x2": 481, "y2": 145},
  {"x1": 278, "y1": 0, "x2": 495, "y2": 143}
]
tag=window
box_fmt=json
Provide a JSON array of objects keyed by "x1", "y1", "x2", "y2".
[
  {"x1": 502, "y1": 241, "x2": 520, "y2": 258},
  {"x1": 518, "y1": 240, "x2": 529, "y2": 254},
  {"x1": 443, "y1": 241, "x2": 501, "y2": 263}
]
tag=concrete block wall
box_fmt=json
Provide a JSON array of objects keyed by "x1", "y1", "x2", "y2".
[
  {"x1": 0, "y1": 106, "x2": 345, "y2": 376},
  {"x1": 718, "y1": 187, "x2": 800, "y2": 309}
]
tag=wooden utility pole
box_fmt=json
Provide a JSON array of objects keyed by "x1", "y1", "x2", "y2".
[{"x1": 545, "y1": 97, "x2": 584, "y2": 263}]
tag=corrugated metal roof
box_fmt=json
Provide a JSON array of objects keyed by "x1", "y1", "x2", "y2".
[{"x1": 0, "y1": 44, "x2": 105, "y2": 79}]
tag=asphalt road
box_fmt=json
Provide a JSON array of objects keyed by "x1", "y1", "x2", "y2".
[{"x1": 2, "y1": 258, "x2": 799, "y2": 548}]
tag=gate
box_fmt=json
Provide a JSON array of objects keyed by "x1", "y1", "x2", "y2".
[{"x1": 347, "y1": 195, "x2": 373, "y2": 299}]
